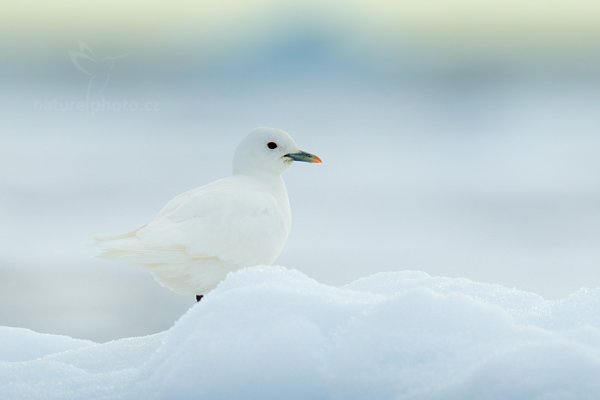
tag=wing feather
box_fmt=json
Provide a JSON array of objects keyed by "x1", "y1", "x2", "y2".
[{"x1": 99, "y1": 176, "x2": 290, "y2": 268}]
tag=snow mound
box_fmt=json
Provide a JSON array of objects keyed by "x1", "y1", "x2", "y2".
[
  {"x1": 0, "y1": 327, "x2": 93, "y2": 362},
  {"x1": 2, "y1": 267, "x2": 600, "y2": 399}
]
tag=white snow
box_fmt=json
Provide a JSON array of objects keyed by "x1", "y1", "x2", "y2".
[
  {"x1": 2, "y1": 266, "x2": 600, "y2": 399},
  {"x1": 0, "y1": 327, "x2": 93, "y2": 362}
]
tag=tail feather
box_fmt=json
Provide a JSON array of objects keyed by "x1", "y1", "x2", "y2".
[
  {"x1": 95, "y1": 227, "x2": 144, "y2": 259},
  {"x1": 96, "y1": 229, "x2": 189, "y2": 264},
  {"x1": 95, "y1": 227, "x2": 228, "y2": 295},
  {"x1": 95, "y1": 225, "x2": 144, "y2": 242}
]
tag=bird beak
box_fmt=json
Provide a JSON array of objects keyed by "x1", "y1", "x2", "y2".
[{"x1": 284, "y1": 151, "x2": 322, "y2": 163}]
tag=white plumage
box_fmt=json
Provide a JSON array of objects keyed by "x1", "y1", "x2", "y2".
[{"x1": 97, "y1": 127, "x2": 321, "y2": 296}]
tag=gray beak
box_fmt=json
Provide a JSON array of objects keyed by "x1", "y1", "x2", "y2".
[{"x1": 284, "y1": 151, "x2": 322, "y2": 163}]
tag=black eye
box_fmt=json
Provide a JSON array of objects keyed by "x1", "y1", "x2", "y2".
[{"x1": 267, "y1": 142, "x2": 278, "y2": 150}]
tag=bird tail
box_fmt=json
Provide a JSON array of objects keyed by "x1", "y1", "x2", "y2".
[
  {"x1": 95, "y1": 226, "x2": 189, "y2": 264},
  {"x1": 95, "y1": 227, "x2": 144, "y2": 259}
]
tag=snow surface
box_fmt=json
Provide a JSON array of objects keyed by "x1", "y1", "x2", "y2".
[{"x1": 2, "y1": 266, "x2": 600, "y2": 399}]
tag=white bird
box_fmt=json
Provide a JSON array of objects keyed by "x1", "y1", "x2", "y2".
[{"x1": 97, "y1": 127, "x2": 322, "y2": 302}]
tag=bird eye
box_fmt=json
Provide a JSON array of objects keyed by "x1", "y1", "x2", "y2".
[{"x1": 267, "y1": 142, "x2": 278, "y2": 150}]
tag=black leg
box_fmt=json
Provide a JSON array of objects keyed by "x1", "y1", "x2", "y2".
[{"x1": 196, "y1": 295, "x2": 204, "y2": 303}]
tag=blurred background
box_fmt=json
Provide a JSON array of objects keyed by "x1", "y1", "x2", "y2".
[{"x1": 1, "y1": 0, "x2": 600, "y2": 341}]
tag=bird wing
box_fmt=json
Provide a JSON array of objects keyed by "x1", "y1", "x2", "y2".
[{"x1": 100, "y1": 177, "x2": 290, "y2": 267}]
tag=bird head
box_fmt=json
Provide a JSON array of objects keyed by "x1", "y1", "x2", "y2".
[{"x1": 233, "y1": 127, "x2": 321, "y2": 176}]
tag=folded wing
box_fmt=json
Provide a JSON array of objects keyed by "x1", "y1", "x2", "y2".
[{"x1": 97, "y1": 177, "x2": 290, "y2": 268}]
